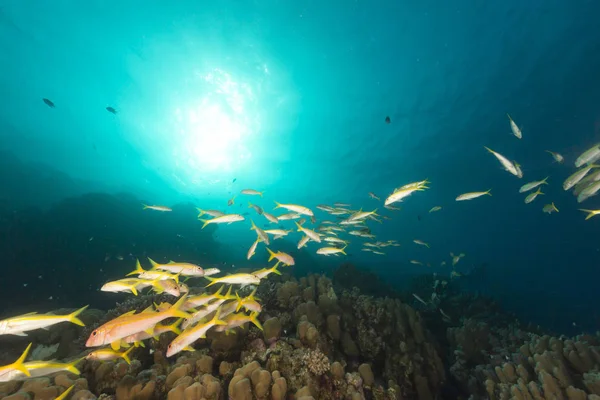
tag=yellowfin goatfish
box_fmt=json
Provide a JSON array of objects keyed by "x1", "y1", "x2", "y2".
[
  {"x1": 248, "y1": 202, "x2": 263, "y2": 215},
  {"x1": 213, "y1": 312, "x2": 263, "y2": 333},
  {"x1": 563, "y1": 165, "x2": 598, "y2": 191},
  {"x1": 148, "y1": 258, "x2": 204, "y2": 277},
  {"x1": 101, "y1": 278, "x2": 161, "y2": 296},
  {"x1": 0, "y1": 306, "x2": 88, "y2": 336},
  {"x1": 142, "y1": 204, "x2": 172, "y2": 212},
  {"x1": 519, "y1": 177, "x2": 548, "y2": 193},
  {"x1": 235, "y1": 288, "x2": 262, "y2": 313},
  {"x1": 274, "y1": 201, "x2": 314, "y2": 216},
  {"x1": 247, "y1": 238, "x2": 260, "y2": 260},
  {"x1": 316, "y1": 246, "x2": 347, "y2": 256},
  {"x1": 250, "y1": 220, "x2": 270, "y2": 245},
  {"x1": 262, "y1": 212, "x2": 279, "y2": 224},
  {"x1": 126, "y1": 260, "x2": 179, "y2": 282},
  {"x1": 205, "y1": 273, "x2": 261, "y2": 287},
  {"x1": 297, "y1": 236, "x2": 310, "y2": 249},
  {"x1": 507, "y1": 113, "x2": 522, "y2": 139},
  {"x1": 252, "y1": 263, "x2": 281, "y2": 279},
  {"x1": 8, "y1": 357, "x2": 83, "y2": 380},
  {"x1": 575, "y1": 144, "x2": 600, "y2": 168},
  {"x1": 196, "y1": 209, "x2": 225, "y2": 218},
  {"x1": 524, "y1": 187, "x2": 544, "y2": 204},
  {"x1": 200, "y1": 214, "x2": 245, "y2": 229},
  {"x1": 266, "y1": 248, "x2": 295, "y2": 266},
  {"x1": 368, "y1": 192, "x2": 380, "y2": 200},
  {"x1": 295, "y1": 222, "x2": 321, "y2": 242},
  {"x1": 241, "y1": 189, "x2": 264, "y2": 196},
  {"x1": 484, "y1": 147, "x2": 521, "y2": 177},
  {"x1": 166, "y1": 309, "x2": 227, "y2": 357},
  {"x1": 85, "y1": 295, "x2": 189, "y2": 349},
  {"x1": 413, "y1": 240, "x2": 430, "y2": 248},
  {"x1": 542, "y1": 203, "x2": 559, "y2": 214},
  {"x1": 384, "y1": 180, "x2": 429, "y2": 206},
  {"x1": 429, "y1": 206, "x2": 442, "y2": 213},
  {"x1": 0, "y1": 343, "x2": 31, "y2": 382},
  {"x1": 456, "y1": 190, "x2": 491, "y2": 201},
  {"x1": 545, "y1": 150, "x2": 564, "y2": 164},
  {"x1": 86, "y1": 347, "x2": 135, "y2": 364}
]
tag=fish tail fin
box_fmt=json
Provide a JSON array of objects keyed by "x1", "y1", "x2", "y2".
[
  {"x1": 271, "y1": 262, "x2": 282, "y2": 275},
  {"x1": 250, "y1": 219, "x2": 256, "y2": 230},
  {"x1": 249, "y1": 312, "x2": 263, "y2": 331},
  {"x1": 200, "y1": 219, "x2": 210, "y2": 229},
  {"x1": 196, "y1": 208, "x2": 205, "y2": 217},
  {"x1": 167, "y1": 319, "x2": 183, "y2": 335},
  {"x1": 266, "y1": 247, "x2": 276, "y2": 262},
  {"x1": 121, "y1": 346, "x2": 135, "y2": 365},
  {"x1": 552, "y1": 203, "x2": 559, "y2": 212},
  {"x1": 11, "y1": 343, "x2": 32, "y2": 377},
  {"x1": 273, "y1": 201, "x2": 281, "y2": 209},
  {"x1": 507, "y1": 113, "x2": 512, "y2": 121},
  {"x1": 485, "y1": 189, "x2": 492, "y2": 196},
  {"x1": 259, "y1": 191, "x2": 264, "y2": 197},
  {"x1": 542, "y1": 176, "x2": 549, "y2": 184},
  {"x1": 126, "y1": 259, "x2": 146, "y2": 276},
  {"x1": 205, "y1": 276, "x2": 217, "y2": 287},
  {"x1": 294, "y1": 221, "x2": 302, "y2": 232},
  {"x1": 167, "y1": 294, "x2": 190, "y2": 320},
  {"x1": 340, "y1": 245, "x2": 348, "y2": 255},
  {"x1": 64, "y1": 357, "x2": 84, "y2": 375},
  {"x1": 211, "y1": 307, "x2": 227, "y2": 327},
  {"x1": 579, "y1": 209, "x2": 598, "y2": 220},
  {"x1": 148, "y1": 257, "x2": 159, "y2": 270},
  {"x1": 67, "y1": 305, "x2": 89, "y2": 327},
  {"x1": 217, "y1": 285, "x2": 233, "y2": 300},
  {"x1": 142, "y1": 204, "x2": 149, "y2": 209},
  {"x1": 248, "y1": 201, "x2": 253, "y2": 208},
  {"x1": 235, "y1": 292, "x2": 243, "y2": 312}
]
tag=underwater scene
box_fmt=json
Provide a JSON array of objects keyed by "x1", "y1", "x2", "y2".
[{"x1": 1, "y1": 1, "x2": 600, "y2": 399}]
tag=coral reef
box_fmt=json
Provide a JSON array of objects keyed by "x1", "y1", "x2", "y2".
[{"x1": 3, "y1": 267, "x2": 599, "y2": 400}]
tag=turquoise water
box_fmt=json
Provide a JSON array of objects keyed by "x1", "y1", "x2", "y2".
[{"x1": 0, "y1": 1, "x2": 600, "y2": 333}]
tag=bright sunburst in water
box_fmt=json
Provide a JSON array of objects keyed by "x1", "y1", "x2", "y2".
[{"x1": 172, "y1": 68, "x2": 256, "y2": 185}]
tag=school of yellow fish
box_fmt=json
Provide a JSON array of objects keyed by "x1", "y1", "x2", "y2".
[{"x1": 2, "y1": 115, "x2": 600, "y2": 392}]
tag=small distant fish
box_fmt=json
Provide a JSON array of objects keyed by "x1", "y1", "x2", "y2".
[
  {"x1": 456, "y1": 190, "x2": 491, "y2": 201},
  {"x1": 524, "y1": 187, "x2": 544, "y2": 204},
  {"x1": 232, "y1": 178, "x2": 237, "y2": 183},
  {"x1": 545, "y1": 150, "x2": 564, "y2": 164},
  {"x1": 412, "y1": 293, "x2": 428, "y2": 306},
  {"x1": 575, "y1": 144, "x2": 600, "y2": 168},
  {"x1": 542, "y1": 203, "x2": 559, "y2": 214},
  {"x1": 385, "y1": 116, "x2": 391, "y2": 124},
  {"x1": 142, "y1": 204, "x2": 172, "y2": 212},
  {"x1": 507, "y1": 113, "x2": 522, "y2": 139},
  {"x1": 106, "y1": 106, "x2": 117, "y2": 114},
  {"x1": 247, "y1": 239, "x2": 259, "y2": 260},
  {"x1": 519, "y1": 177, "x2": 548, "y2": 193},
  {"x1": 248, "y1": 202, "x2": 263, "y2": 215},
  {"x1": 228, "y1": 196, "x2": 236, "y2": 206},
  {"x1": 297, "y1": 236, "x2": 310, "y2": 249},
  {"x1": 42, "y1": 98, "x2": 55, "y2": 108},
  {"x1": 241, "y1": 189, "x2": 263, "y2": 197},
  {"x1": 429, "y1": 206, "x2": 442, "y2": 213},
  {"x1": 484, "y1": 147, "x2": 521, "y2": 177},
  {"x1": 196, "y1": 208, "x2": 225, "y2": 218},
  {"x1": 368, "y1": 192, "x2": 380, "y2": 200},
  {"x1": 413, "y1": 239, "x2": 430, "y2": 248},
  {"x1": 410, "y1": 260, "x2": 423, "y2": 266}
]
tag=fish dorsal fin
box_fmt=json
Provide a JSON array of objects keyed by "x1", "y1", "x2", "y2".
[
  {"x1": 169, "y1": 260, "x2": 175, "y2": 264},
  {"x1": 14, "y1": 312, "x2": 39, "y2": 318},
  {"x1": 110, "y1": 341, "x2": 121, "y2": 351}
]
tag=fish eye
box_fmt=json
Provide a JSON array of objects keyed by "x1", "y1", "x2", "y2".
[{"x1": 92, "y1": 331, "x2": 97, "y2": 336}]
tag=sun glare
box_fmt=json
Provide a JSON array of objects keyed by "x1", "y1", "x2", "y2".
[{"x1": 173, "y1": 68, "x2": 255, "y2": 182}]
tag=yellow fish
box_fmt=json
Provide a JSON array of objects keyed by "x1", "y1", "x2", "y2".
[
  {"x1": 0, "y1": 306, "x2": 88, "y2": 336},
  {"x1": 0, "y1": 343, "x2": 31, "y2": 382}
]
